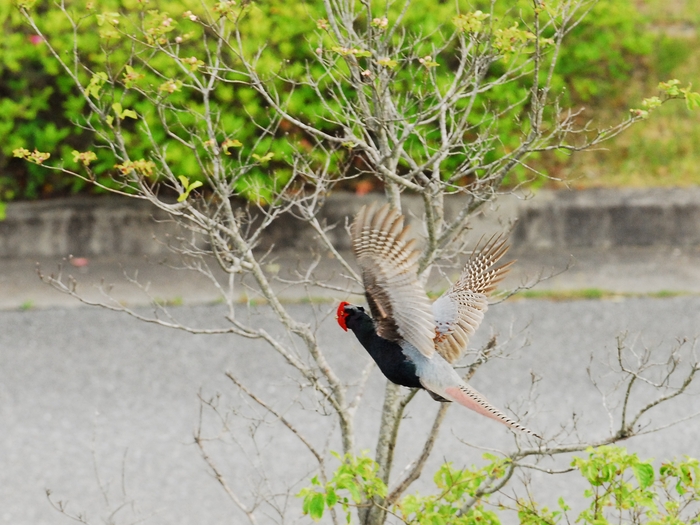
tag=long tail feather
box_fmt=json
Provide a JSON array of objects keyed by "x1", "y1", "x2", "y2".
[{"x1": 443, "y1": 384, "x2": 541, "y2": 438}]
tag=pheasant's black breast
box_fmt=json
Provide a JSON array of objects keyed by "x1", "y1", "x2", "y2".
[
  {"x1": 367, "y1": 337, "x2": 422, "y2": 389},
  {"x1": 344, "y1": 305, "x2": 423, "y2": 390}
]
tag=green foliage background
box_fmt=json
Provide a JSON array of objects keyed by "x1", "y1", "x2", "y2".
[
  {"x1": 0, "y1": 0, "x2": 695, "y2": 201},
  {"x1": 299, "y1": 447, "x2": 700, "y2": 524}
]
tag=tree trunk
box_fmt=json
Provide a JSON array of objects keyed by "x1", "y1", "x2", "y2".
[{"x1": 360, "y1": 381, "x2": 403, "y2": 525}]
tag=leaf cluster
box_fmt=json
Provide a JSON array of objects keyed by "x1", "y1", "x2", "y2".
[
  {"x1": 299, "y1": 451, "x2": 388, "y2": 523},
  {"x1": 299, "y1": 452, "x2": 509, "y2": 524},
  {"x1": 519, "y1": 446, "x2": 700, "y2": 525},
  {"x1": 2, "y1": 0, "x2": 685, "y2": 201},
  {"x1": 299, "y1": 447, "x2": 700, "y2": 525},
  {"x1": 396, "y1": 456, "x2": 507, "y2": 525}
]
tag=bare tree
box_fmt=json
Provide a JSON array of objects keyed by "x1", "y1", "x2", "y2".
[{"x1": 16, "y1": 0, "x2": 700, "y2": 523}]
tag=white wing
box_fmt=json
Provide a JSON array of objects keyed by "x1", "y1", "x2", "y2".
[{"x1": 432, "y1": 234, "x2": 513, "y2": 363}]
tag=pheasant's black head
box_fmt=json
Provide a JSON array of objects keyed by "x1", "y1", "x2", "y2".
[{"x1": 336, "y1": 302, "x2": 367, "y2": 332}]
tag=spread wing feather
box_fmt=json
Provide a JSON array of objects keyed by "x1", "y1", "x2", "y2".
[
  {"x1": 432, "y1": 234, "x2": 514, "y2": 363},
  {"x1": 352, "y1": 203, "x2": 436, "y2": 358}
]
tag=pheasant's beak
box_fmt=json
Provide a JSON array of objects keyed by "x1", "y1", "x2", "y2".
[{"x1": 336, "y1": 301, "x2": 349, "y2": 331}]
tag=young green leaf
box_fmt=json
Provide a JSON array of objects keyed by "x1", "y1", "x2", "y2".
[
  {"x1": 634, "y1": 463, "x2": 654, "y2": 489},
  {"x1": 685, "y1": 91, "x2": 700, "y2": 111},
  {"x1": 252, "y1": 152, "x2": 274, "y2": 165},
  {"x1": 309, "y1": 492, "x2": 325, "y2": 521}
]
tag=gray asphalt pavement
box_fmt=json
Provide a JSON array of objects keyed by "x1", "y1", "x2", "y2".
[{"x1": 2, "y1": 294, "x2": 700, "y2": 524}]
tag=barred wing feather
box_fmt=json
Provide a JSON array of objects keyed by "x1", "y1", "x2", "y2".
[
  {"x1": 351, "y1": 203, "x2": 436, "y2": 358},
  {"x1": 432, "y1": 234, "x2": 514, "y2": 363}
]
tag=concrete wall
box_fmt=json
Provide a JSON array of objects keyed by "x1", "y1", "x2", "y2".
[
  {"x1": 513, "y1": 188, "x2": 700, "y2": 248},
  {"x1": 2, "y1": 188, "x2": 699, "y2": 258},
  {"x1": 0, "y1": 197, "x2": 178, "y2": 258}
]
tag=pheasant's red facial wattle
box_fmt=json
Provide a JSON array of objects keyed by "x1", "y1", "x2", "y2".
[{"x1": 336, "y1": 302, "x2": 350, "y2": 331}]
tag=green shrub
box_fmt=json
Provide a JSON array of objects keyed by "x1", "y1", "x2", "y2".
[
  {"x1": 299, "y1": 447, "x2": 700, "y2": 524},
  {"x1": 1, "y1": 0, "x2": 678, "y2": 200}
]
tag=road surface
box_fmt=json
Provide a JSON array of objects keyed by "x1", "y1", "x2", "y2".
[{"x1": 1, "y1": 297, "x2": 699, "y2": 524}]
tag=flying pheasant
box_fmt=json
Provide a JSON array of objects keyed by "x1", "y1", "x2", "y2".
[{"x1": 337, "y1": 203, "x2": 539, "y2": 438}]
